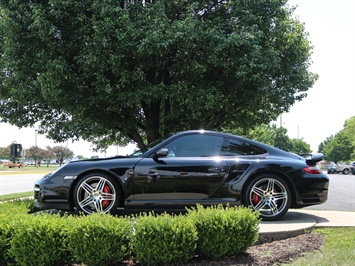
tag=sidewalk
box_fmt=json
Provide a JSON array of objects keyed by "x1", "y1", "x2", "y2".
[{"x1": 258, "y1": 209, "x2": 355, "y2": 243}]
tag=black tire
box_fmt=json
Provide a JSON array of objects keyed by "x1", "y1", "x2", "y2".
[
  {"x1": 244, "y1": 174, "x2": 291, "y2": 221},
  {"x1": 342, "y1": 169, "x2": 349, "y2": 175},
  {"x1": 73, "y1": 173, "x2": 121, "y2": 214}
]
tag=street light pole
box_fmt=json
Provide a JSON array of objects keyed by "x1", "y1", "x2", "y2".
[{"x1": 280, "y1": 115, "x2": 282, "y2": 149}]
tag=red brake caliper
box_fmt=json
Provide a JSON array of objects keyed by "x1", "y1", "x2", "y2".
[
  {"x1": 253, "y1": 193, "x2": 260, "y2": 205},
  {"x1": 102, "y1": 185, "x2": 111, "y2": 208}
]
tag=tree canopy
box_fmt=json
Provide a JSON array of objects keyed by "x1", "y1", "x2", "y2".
[
  {"x1": 234, "y1": 123, "x2": 311, "y2": 154},
  {"x1": 0, "y1": 0, "x2": 317, "y2": 150},
  {"x1": 319, "y1": 117, "x2": 355, "y2": 162}
]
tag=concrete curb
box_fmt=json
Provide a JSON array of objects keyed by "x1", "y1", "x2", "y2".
[{"x1": 257, "y1": 209, "x2": 355, "y2": 244}]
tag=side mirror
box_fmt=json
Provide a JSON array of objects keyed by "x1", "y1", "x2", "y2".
[{"x1": 153, "y1": 148, "x2": 169, "y2": 158}]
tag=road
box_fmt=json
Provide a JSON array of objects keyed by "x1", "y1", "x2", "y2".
[
  {"x1": 0, "y1": 173, "x2": 42, "y2": 196},
  {"x1": 0, "y1": 172, "x2": 354, "y2": 212},
  {"x1": 304, "y1": 173, "x2": 355, "y2": 212}
]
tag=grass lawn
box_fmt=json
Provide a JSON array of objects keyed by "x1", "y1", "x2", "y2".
[
  {"x1": 0, "y1": 191, "x2": 33, "y2": 201},
  {"x1": 0, "y1": 164, "x2": 59, "y2": 175},
  {"x1": 283, "y1": 227, "x2": 355, "y2": 265}
]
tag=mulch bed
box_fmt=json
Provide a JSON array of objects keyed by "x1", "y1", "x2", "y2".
[{"x1": 124, "y1": 232, "x2": 324, "y2": 265}]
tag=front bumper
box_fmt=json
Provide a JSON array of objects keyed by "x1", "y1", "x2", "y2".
[{"x1": 34, "y1": 177, "x2": 73, "y2": 211}]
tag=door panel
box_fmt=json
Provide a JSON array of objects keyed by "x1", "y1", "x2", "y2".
[{"x1": 129, "y1": 157, "x2": 227, "y2": 206}]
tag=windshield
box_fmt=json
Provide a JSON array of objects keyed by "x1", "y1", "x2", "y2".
[{"x1": 129, "y1": 133, "x2": 174, "y2": 157}]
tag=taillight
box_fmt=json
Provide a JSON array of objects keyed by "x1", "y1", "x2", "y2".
[{"x1": 304, "y1": 166, "x2": 323, "y2": 174}]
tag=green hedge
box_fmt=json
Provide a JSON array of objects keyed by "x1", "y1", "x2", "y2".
[
  {"x1": 0, "y1": 200, "x2": 33, "y2": 265},
  {"x1": 188, "y1": 205, "x2": 260, "y2": 258},
  {"x1": 66, "y1": 213, "x2": 131, "y2": 265},
  {"x1": 131, "y1": 212, "x2": 198, "y2": 265},
  {"x1": 0, "y1": 200, "x2": 260, "y2": 265},
  {"x1": 9, "y1": 214, "x2": 71, "y2": 266}
]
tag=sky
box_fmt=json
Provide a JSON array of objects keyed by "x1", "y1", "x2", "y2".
[{"x1": 0, "y1": 0, "x2": 354, "y2": 157}]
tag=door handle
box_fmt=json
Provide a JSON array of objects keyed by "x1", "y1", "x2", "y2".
[
  {"x1": 208, "y1": 167, "x2": 225, "y2": 173},
  {"x1": 148, "y1": 172, "x2": 160, "y2": 181}
]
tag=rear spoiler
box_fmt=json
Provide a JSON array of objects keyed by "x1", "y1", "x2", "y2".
[{"x1": 299, "y1": 153, "x2": 324, "y2": 166}]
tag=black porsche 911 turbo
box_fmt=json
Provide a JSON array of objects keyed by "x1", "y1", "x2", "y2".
[{"x1": 34, "y1": 130, "x2": 329, "y2": 220}]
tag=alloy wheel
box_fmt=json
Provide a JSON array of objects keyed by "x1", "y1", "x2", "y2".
[
  {"x1": 75, "y1": 175, "x2": 117, "y2": 214},
  {"x1": 247, "y1": 176, "x2": 290, "y2": 220}
]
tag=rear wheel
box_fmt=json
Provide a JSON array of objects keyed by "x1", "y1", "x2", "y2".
[
  {"x1": 244, "y1": 174, "x2": 291, "y2": 221},
  {"x1": 342, "y1": 169, "x2": 349, "y2": 175},
  {"x1": 73, "y1": 173, "x2": 121, "y2": 214}
]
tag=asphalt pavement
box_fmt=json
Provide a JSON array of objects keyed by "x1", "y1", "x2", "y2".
[{"x1": 258, "y1": 209, "x2": 355, "y2": 243}]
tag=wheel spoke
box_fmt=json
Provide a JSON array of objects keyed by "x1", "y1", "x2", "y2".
[
  {"x1": 93, "y1": 200, "x2": 104, "y2": 212},
  {"x1": 269, "y1": 200, "x2": 279, "y2": 215},
  {"x1": 101, "y1": 192, "x2": 115, "y2": 201},
  {"x1": 251, "y1": 186, "x2": 264, "y2": 198},
  {"x1": 78, "y1": 196, "x2": 93, "y2": 208},
  {"x1": 81, "y1": 181, "x2": 94, "y2": 195},
  {"x1": 273, "y1": 191, "x2": 287, "y2": 201},
  {"x1": 253, "y1": 198, "x2": 267, "y2": 210},
  {"x1": 266, "y1": 179, "x2": 275, "y2": 193},
  {"x1": 96, "y1": 178, "x2": 106, "y2": 192}
]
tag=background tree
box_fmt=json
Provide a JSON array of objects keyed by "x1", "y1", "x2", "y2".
[
  {"x1": 321, "y1": 117, "x2": 355, "y2": 162},
  {"x1": 42, "y1": 146, "x2": 55, "y2": 167},
  {"x1": 0, "y1": 146, "x2": 10, "y2": 160},
  {"x1": 76, "y1": 155, "x2": 88, "y2": 160},
  {"x1": 318, "y1": 135, "x2": 334, "y2": 155},
  {"x1": 289, "y1": 138, "x2": 311, "y2": 155},
  {"x1": 0, "y1": 0, "x2": 317, "y2": 150},
  {"x1": 28, "y1": 146, "x2": 47, "y2": 166},
  {"x1": 236, "y1": 124, "x2": 310, "y2": 153},
  {"x1": 343, "y1": 117, "x2": 355, "y2": 160},
  {"x1": 52, "y1": 146, "x2": 74, "y2": 164}
]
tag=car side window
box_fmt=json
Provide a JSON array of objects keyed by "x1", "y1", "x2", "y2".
[
  {"x1": 221, "y1": 138, "x2": 267, "y2": 156},
  {"x1": 164, "y1": 134, "x2": 223, "y2": 157}
]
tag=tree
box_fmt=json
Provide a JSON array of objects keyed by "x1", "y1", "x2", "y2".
[
  {"x1": 323, "y1": 132, "x2": 352, "y2": 163},
  {"x1": 0, "y1": 146, "x2": 10, "y2": 160},
  {"x1": 52, "y1": 146, "x2": 74, "y2": 164},
  {"x1": 289, "y1": 138, "x2": 311, "y2": 155},
  {"x1": 0, "y1": 0, "x2": 317, "y2": 150},
  {"x1": 76, "y1": 155, "x2": 87, "y2": 160},
  {"x1": 320, "y1": 117, "x2": 355, "y2": 162},
  {"x1": 343, "y1": 117, "x2": 355, "y2": 160},
  {"x1": 238, "y1": 123, "x2": 310, "y2": 154},
  {"x1": 43, "y1": 146, "x2": 56, "y2": 167},
  {"x1": 318, "y1": 135, "x2": 334, "y2": 155},
  {"x1": 28, "y1": 146, "x2": 47, "y2": 166}
]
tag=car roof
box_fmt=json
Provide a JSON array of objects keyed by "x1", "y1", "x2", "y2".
[{"x1": 157, "y1": 130, "x2": 303, "y2": 160}]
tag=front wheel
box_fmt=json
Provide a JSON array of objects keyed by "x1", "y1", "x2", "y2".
[
  {"x1": 244, "y1": 175, "x2": 291, "y2": 221},
  {"x1": 73, "y1": 173, "x2": 121, "y2": 214}
]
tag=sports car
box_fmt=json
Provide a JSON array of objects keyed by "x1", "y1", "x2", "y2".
[{"x1": 34, "y1": 130, "x2": 329, "y2": 220}]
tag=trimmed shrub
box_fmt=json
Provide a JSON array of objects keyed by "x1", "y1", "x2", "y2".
[
  {"x1": 66, "y1": 213, "x2": 131, "y2": 265},
  {"x1": 188, "y1": 205, "x2": 260, "y2": 258},
  {"x1": 0, "y1": 200, "x2": 33, "y2": 265},
  {"x1": 9, "y1": 214, "x2": 71, "y2": 266},
  {"x1": 1, "y1": 199, "x2": 261, "y2": 265},
  {"x1": 0, "y1": 217, "x2": 14, "y2": 266},
  {"x1": 0, "y1": 199, "x2": 33, "y2": 215},
  {"x1": 131, "y1": 212, "x2": 198, "y2": 265}
]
